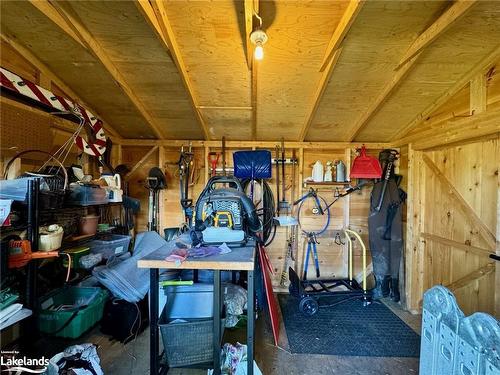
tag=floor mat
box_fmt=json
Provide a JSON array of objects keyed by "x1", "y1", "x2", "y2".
[{"x1": 278, "y1": 294, "x2": 420, "y2": 357}]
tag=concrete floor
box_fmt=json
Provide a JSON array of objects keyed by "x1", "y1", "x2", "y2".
[{"x1": 88, "y1": 298, "x2": 422, "y2": 375}]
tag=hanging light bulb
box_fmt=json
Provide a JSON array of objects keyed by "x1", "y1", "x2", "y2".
[
  {"x1": 250, "y1": 28, "x2": 268, "y2": 61},
  {"x1": 254, "y1": 41, "x2": 264, "y2": 60}
]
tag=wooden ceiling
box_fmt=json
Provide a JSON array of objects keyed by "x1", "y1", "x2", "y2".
[{"x1": 1, "y1": 0, "x2": 499, "y2": 142}]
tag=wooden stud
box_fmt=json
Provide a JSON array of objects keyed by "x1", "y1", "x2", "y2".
[
  {"x1": 204, "y1": 145, "x2": 210, "y2": 186},
  {"x1": 251, "y1": 59, "x2": 258, "y2": 141},
  {"x1": 422, "y1": 153, "x2": 496, "y2": 250},
  {"x1": 0, "y1": 33, "x2": 121, "y2": 139},
  {"x1": 138, "y1": 0, "x2": 211, "y2": 140},
  {"x1": 421, "y1": 232, "x2": 493, "y2": 258},
  {"x1": 30, "y1": 1, "x2": 165, "y2": 139},
  {"x1": 347, "y1": 52, "x2": 422, "y2": 141},
  {"x1": 470, "y1": 73, "x2": 487, "y2": 115},
  {"x1": 318, "y1": 0, "x2": 364, "y2": 72},
  {"x1": 445, "y1": 262, "x2": 494, "y2": 292},
  {"x1": 158, "y1": 146, "x2": 166, "y2": 233},
  {"x1": 125, "y1": 146, "x2": 159, "y2": 179},
  {"x1": 392, "y1": 45, "x2": 500, "y2": 142},
  {"x1": 397, "y1": 1, "x2": 478, "y2": 70},
  {"x1": 299, "y1": 48, "x2": 343, "y2": 141}
]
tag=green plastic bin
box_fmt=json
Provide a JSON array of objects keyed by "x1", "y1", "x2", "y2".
[{"x1": 38, "y1": 287, "x2": 108, "y2": 339}]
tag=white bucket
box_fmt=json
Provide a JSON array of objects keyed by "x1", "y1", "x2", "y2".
[{"x1": 38, "y1": 224, "x2": 64, "y2": 251}]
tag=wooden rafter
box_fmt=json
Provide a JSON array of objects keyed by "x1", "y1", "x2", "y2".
[
  {"x1": 421, "y1": 233, "x2": 493, "y2": 258},
  {"x1": 29, "y1": 0, "x2": 165, "y2": 139},
  {"x1": 137, "y1": 0, "x2": 211, "y2": 140},
  {"x1": 299, "y1": 48, "x2": 343, "y2": 141},
  {"x1": 445, "y1": 262, "x2": 494, "y2": 292},
  {"x1": 422, "y1": 154, "x2": 497, "y2": 250},
  {"x1": 392, "y1": 45, "x2": 500, "y2": 142},
  {"x1": 346, "y1": 53, "x2": 421, "y2": 141},
  {"x1": 318, "y1": 0, "x2": 364, "y2": 72},
  {"x1": 396, "y1": 0, "x2": 478, "y2": 70},
  {"x1": 1, "y1": 33, "x2": 121, "y2": 139},
  {"x1": 244, "y1": 0, "x2": 255, "y2": 70}
]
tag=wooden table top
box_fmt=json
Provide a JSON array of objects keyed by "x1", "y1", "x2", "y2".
[{"x1": 137, "y1": 240, "x2": 256, "y2": 271}]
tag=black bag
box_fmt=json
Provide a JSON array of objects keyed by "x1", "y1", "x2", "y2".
[{"x1": 100, "y1": 297, "x2": 148, "y2": 343}]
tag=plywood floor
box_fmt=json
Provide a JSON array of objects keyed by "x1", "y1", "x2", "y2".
[{"x1": 88, "y1": 299, "x2": 421, "y2": 375}]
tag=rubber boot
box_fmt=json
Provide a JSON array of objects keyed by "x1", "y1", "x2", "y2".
[
  {"x1": 381, "y1": 275, "x2": 391, "y2": 298},
  {"x1": 390, "y1": 278, "x2": 400, "y2": 302},
  {"x1": 372, "y1": 276, "x2": 385, "y2": 300}
]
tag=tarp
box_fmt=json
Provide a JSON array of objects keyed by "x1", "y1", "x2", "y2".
[{"x1": 233, "y1": 150, "x2": 272, "y2": 179}]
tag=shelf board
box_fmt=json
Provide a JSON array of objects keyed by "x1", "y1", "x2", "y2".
[{"x1": 304, "y1": 181, "x2": 350, "y2": 186}]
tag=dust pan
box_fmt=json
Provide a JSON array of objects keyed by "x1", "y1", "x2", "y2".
[{"x1": 350, "y1": 145, "x2": 382, "y2": 179}]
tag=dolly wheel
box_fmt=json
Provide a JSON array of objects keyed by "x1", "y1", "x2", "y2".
[{"x1": 299, "y1": 297, "x2": 319, "y2": 316}]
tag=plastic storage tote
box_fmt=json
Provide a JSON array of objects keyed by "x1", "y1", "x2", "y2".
[
  {"x1": 163, "y1": 283, "x2": 214, "y2": 319},
  {"x1": 66, "y1": 183, "x2": 109, "y2": 206},
  {"x1": 62, "y1": 246, "x2": 90, "y2": 269},
  {"x1": 38, "y1": 287, "x2": 108, "y2": 339},
  {"x1": 159, "y1": 316, "x2": 225, "y2": 367},
  {"x1": 89, "y1": 234, "x2": 131, "y2": 259}
]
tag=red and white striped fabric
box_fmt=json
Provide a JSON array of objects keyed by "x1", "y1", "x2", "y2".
[{"x1": 1, "y1": 67, "x2": 107, "y2": 156}]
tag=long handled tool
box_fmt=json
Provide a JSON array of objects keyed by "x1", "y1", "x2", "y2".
[
  {"x1": 178, "y1": 143, "x2": 194, "y2": 226},
  {"x1": 375, "y1": 150, "x2": 398, "y2": 212},
  {"x1": 303, "y1": 232, "x2": 320, "y2": 280},
  {"x1": 208, "y1": 152, "x2": 220, "y2": 177}
]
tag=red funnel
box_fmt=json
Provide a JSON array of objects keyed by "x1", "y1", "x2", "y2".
[{"x1": 350, "y1": 145, "x2": 382, "y2": 179}]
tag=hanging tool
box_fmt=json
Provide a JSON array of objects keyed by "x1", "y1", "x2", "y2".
[
  {"x1": 178, "y1": 143, "x2": 194, "y2": 227},
  {"x1": 222, "y1": 137, "x2": 227, "y2": 176},
  {"x1": 278, "y1": 138, "x2": 290, "y2": 214},
  {"x1": 275, "y1": 144, "x2": 280, "y2": 216},
  {"x1": 147, "y1": 167, "x2": 166, "y2": 233},
  {"x1": 350, "y1": 145, "x2": 382, "y2": 179},
  {"x1": 375, "y1": 150, "x2": 399, "y2": 212},
  {"x1": 303, "y1": 232, "x2": 320, "y2": 280},
  {"x1": 208, "y1": 152, "x2": 220, "y2": 177}
]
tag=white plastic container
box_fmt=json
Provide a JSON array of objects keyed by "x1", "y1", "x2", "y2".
[
  {"x1": 163, "y1": 283, "x2": 214, "y2": 319},
  {"x1": 38, "y1": 224, "x2": 64, "y2": 251},
  {"x1": 336, "y1": 160, "x2": 346, "y2": 182},
  {"x1": 312, "y1": 160, "x2": 324, "y2": 182}
]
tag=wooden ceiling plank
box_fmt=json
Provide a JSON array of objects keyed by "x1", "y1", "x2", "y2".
[
  {"x1": 397, "y1": 0, "x2": 478, "y2": 70},
  {"x1": 392, "y1": 45, "x2": 500, "y2": 141},
  {"x1": 1, "y1": 33, "x2": 121, "y2": 139},
  {"x1": 26, "y1": 0, "x2": 87, "y2": 50},
  {"x1": 299, "y1": 48, "x2": 343, "y2": 141},
  {"x1": 138, "y1": 0, "x2": 210, "y2": 140},
  {"x1": 29, "y1": 0, "x2": 165, "y2": 139},
  {"x1": 318, "y1": 0, "x2": 364, "y2": 72},
  {"x1": 347, "y1": 52, "x2": 421, "y2": 142}
]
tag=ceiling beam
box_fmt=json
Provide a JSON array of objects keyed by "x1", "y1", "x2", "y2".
[
  {"x1": 396, "y1": 0, "x2": 478, "y2": 70},
  {"x1": 392, "y1": 45, "x2": 500, "y2": 141},
  {"x1": 299, "y1": 48, "x2": 343, "y2": 141},
  {"x1": 244, "y1": 0, "x2": 255, "y2": 70},
  {"x1": 29, "y1": 0, "x2": 165, "y2": 139},
  {"x1": 346, "y1": 52, "x2": 421, "y2": 142},
  {"x1": 318, "y1": 0, "x2": 364, "y2": 72},
  {"x1": 1, "y1": 33, "x2": 121, "y2": 139},
  {"x1": 137, "y1": 0, "x2": 211, "y2": 140}
]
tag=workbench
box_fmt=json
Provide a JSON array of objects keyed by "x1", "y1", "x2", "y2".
[{"x1": 138, "y1": 240, "x2": 257, "y2": 375}]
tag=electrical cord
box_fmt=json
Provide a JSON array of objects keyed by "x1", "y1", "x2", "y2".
[{"x1": 241, "y1": 179, "x2": 276, "y2": 246}]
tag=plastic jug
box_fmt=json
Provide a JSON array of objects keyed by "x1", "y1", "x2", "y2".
[
  {"x1": 100, "y1": 173, "x2": 121, "y2": 189},
  {"x1": 312, "y1": 161, "x2": 324, "y2": 182},
  {"x1": 336, "y1": 161, "x2": 346, "y2": 182},
  {"x1": 324, "y1": 162, "x2": 333, "y2": 182}
]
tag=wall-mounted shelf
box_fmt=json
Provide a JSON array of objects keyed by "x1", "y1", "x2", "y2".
[{"x1": 304, "y1": 181, "x2": 350, "y2": 186}]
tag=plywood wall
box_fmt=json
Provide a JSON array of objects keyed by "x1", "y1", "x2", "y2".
[
  {"x1": 403, "y1": 61, "x2": 499, "y2": 316},
  {"x1": 122, "y1": 144, "x2": 382, "y2": 289}
]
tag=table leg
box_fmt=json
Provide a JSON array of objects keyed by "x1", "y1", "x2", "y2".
[
  {"x1": 213, "y1": 270, "x2": 221, "y2": 375},
  {"x1": 150, "y1": 268, "x2": 160, "y2": 375},
  {"x1": 247, "y1": 270, "x2": 255, "y2": 375}
]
